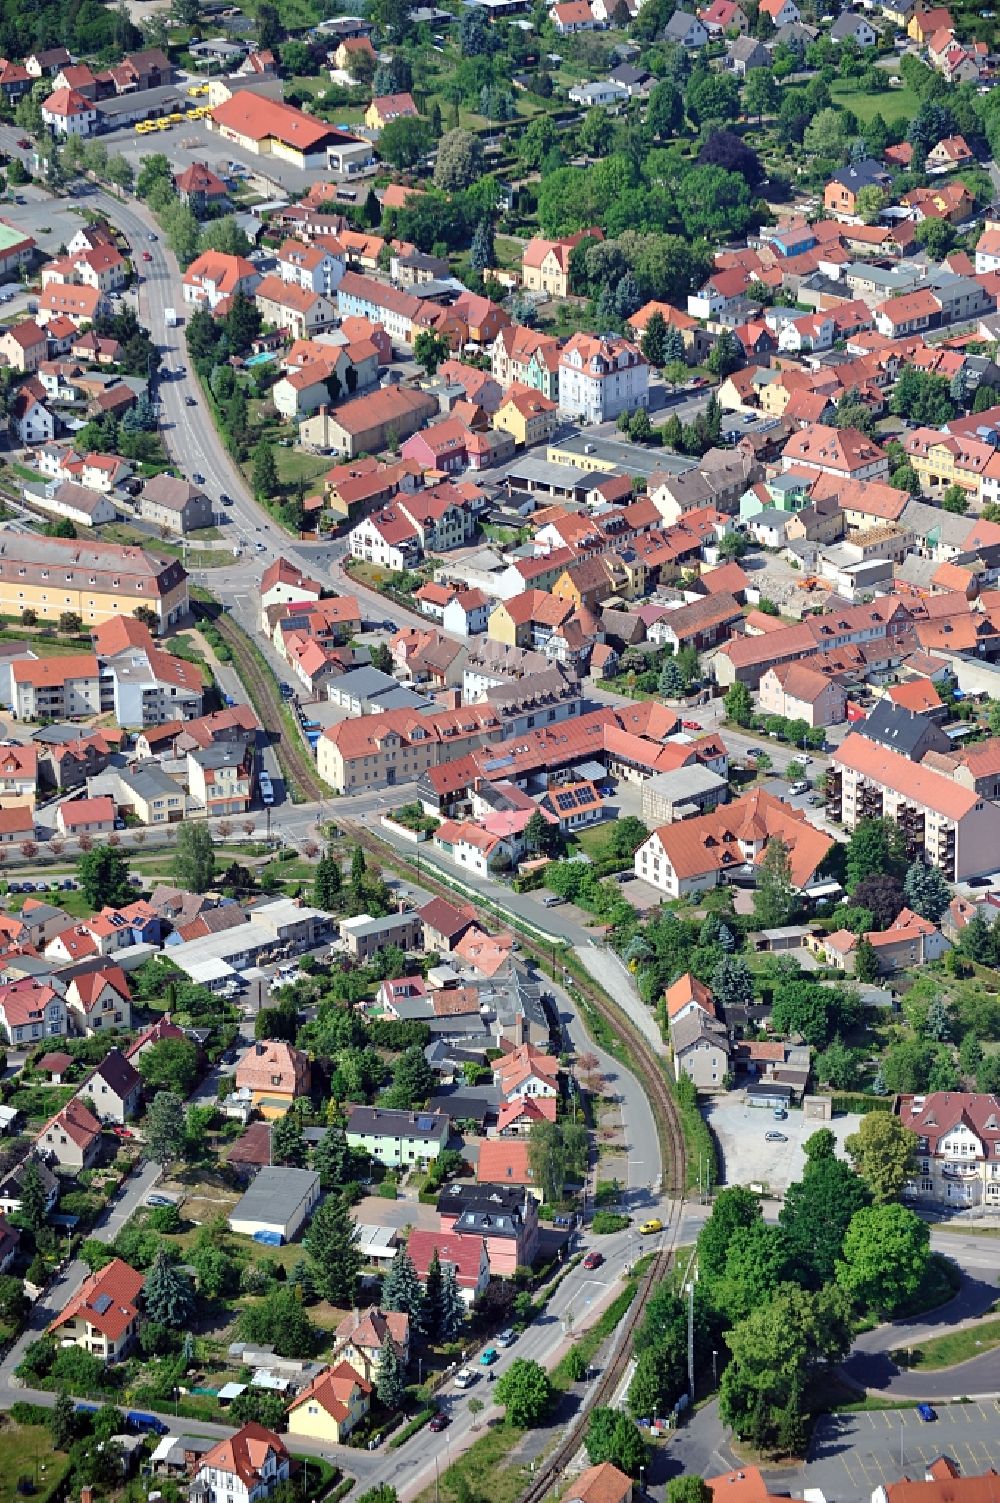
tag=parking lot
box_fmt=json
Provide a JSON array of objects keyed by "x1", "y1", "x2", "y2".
[
  {"x1": 0, "y1": 188, "x2": 91, "y2": 257},
  {"x1": 702, "y1": 1092, "x2": 862, "y2": 1195},
  {"x1": 808, "y1": 1403, "x2": 1000, "y2": 1501}
]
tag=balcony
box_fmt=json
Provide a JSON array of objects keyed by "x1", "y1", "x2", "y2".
[{"x1": 942, "y1": 1161, "x2": 982, "y2": 1179}]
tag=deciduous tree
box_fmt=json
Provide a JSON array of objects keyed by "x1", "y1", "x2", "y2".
[
  {"x1": 844, "y1": 1111, "x2": 917, "y2": 1203},
  {"x1": 836, "y1": 1203, "x2": 930, "y2": 1314}
]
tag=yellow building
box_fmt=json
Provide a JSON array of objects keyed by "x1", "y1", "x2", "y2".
[
  {"x1": 234, "y1": 1040, "x2": 311, "y2": 1119},
  {"x1": 0, "y1": 534, "x2": 187, "y2": 629},
  {"x1": 286, "y1": 1362, "x2": 372, "y2": 1444},
  {"x1": 493, "y1": 387, "x2": 558, "y2": 448}
]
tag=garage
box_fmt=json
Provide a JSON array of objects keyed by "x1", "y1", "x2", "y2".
[
  {"x1": 745, "y1": 1083, "x2": 794, "y2": 1112},
  {"x1": 228, "y1": 1166, "x2": 320, "y2": 1244}
]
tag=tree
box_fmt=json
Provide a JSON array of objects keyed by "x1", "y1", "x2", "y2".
[
  {"x1": 383, "y1": 1043, "x2": 436, "y2": 1109},
  {"x1": 697, "y1": 1186, "x2": 761, "y2": 1282},
  {"x1": 433, "y1": 129, "x2": 483, "y2": 191},
  {"x1": 252, "y1": 440, "x2": 278, "y2": 501},
  {"x1": 271, "y1": 1109, "x2": 308, "y2": 1167},
  {"x1": 19, "y1": 1157, "x2": 48, "y2": 1233},
  {"x1": 413, "y1": 329, "x2": 450, "y2": 376},
  {"x1": 138, "y1": 1037, "x2": 200, "y2": 1096},
  {"x1": 851, "y1": 874, "x2": 905, "y2": 931},
  {"x1": 779, "y1": 1151, "x2": 870, "y2": 1287},
  {"x1": 379, "y1": 116, "x2": 434, "y2": 170},
  {"x1": 903, "y1": 860, "x2": 951, "y2": 922},
  {"x1": 836, "y1": 1203, "x2": 930, "y2": 1314},
  {"x1": 50, "y1": 1390, "x2": 76, "y2": 1451},
  {"x1": 237, "y1": 1286, "x2": 316, "y2": 1358},
  {"x1": 667, "y1": 1481, "x2": 712, "y2": 1503},
  {"x1": 845, "y1": 1111, "x2": 917, "y2": 1203},
  {"x1": 647, "y1": 79, "x2": 683, "y2": 138},
  {"x1": 707, "y1": 329, "x2": 741, "y2": 379},
  {"x1": 314, "y1": 853, "x2": 342, "y2": 909},
  {"x1": 145, "y1": 1091, "x2": 186, "y2": 1165},
  {"x1": 381, "y1": 1245, "x2": 425, "y2": 1326},
  {"x1": 855, "y1": 185, "x2": 889, "y2": 225},
  {"x1": 528, "y1": 1118, "x2": 587, "y2": 1203},
  {"x1": 77, "y1": 845, "x2": 131, "y2": 909},
  {"x1": 305, "y1": 1194, "x2": 360, "y2": 1305},
  {"x1": 925, "y1": 996, "x2": 951, "y2": 1042},
  {"x1": 724, "y1": 681, "x2": 753, "y2": 727},
  {"x1": 470, "y1": 217, "x2": 495, "y2": 275},
  {"x1": 494, "y1": 1358, "x2": 552, "y2": 1427},
  {"x1": 256, "y1": 1, "x2": 284, "y2": 48},
  {"x1": 143, "y1": 1252, "x2": 196, "y2": 1327},
  {"x1": 172, "y1": 822, "x2": 216, "y2": 893},
  {"x1": 659, "y1": 657, "x2": 685, "y2": 698},
  {"x1": 710, "y1": 954, "x2": 753, "y2": 1011},
  {"x1": 585, "y1": 1407, "x2": 647, "y2": 1475},
  {"x1": 846, "y1": 817, "x2": 905, "y2": 889},
  {"x1": 854, "y1": 936, "x2": 878, "y2": 984},
  {"x1": 439, "y1": 1265, "x2": 464, "y2": 1341},
  {"x1": 375, "y1": 1338, "x2": 405, "y2": 1407},
  {"x1": 640, "y1": 311, "x2": 668, "y2": 367},
  {"x1": 881, "y1": 1036, "x2": 937, "y2": 1095},
  {"x1": 58, "y1": 611, "x2": 82, "y2": 637},
  {"x1": 753, "y1": 838, "x2": 794, "y2": 929},
  {"x1": 423, "y1": 1247, "x2": 444, "y2": 1340}
]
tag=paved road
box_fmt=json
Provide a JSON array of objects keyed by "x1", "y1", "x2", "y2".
[{"x1": 0, "y1": 1158, "x2": 162, "y2": 1390}]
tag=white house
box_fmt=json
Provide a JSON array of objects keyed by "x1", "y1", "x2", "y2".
[
  {"x1": 192, "y1": 1424, "x2": 291, "y2": 1503},
  {"x1": 567, "y1": 79, "x2": 630, "y2": 107},
  {"x1": 349, "y1": 507, "x2": 421, "y2": 572},
  {"x1": 41, "y1": 86, "x2": 97, "y2": 136},
  {"x1": 663, "y1": 9, "x2": 710, "y2": 44},
  {"x1": 278, "y1": 238, "x2": 345, "y2": 296},
  {"x1": 777, "y1": 312, "x2": 835, "y2": 354},
  {"x1": 13, "y1": 388, "x2": 56, "y2": 446},
  {"x1": 442, "y1": 589, "x2": 490, "y2": 637},
  {"x1": 558, "y1": 332, "x2": 649, "y2": 423}
]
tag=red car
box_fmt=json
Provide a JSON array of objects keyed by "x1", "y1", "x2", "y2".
[
  {"x1": 142, "y1": 251, "x2": 153, "y2": 262},
  {"x1": 16, "y1": 138, "x2": 30, "y2": 149},
  {"x1": 682, "y1": 720, "x2": 702, "y2": 731},
  {"x1": 582, "y1": 1250, "x2": 604, "y2": 1270},
  {"x1": 112, "y1": 1126, "x2": 134, "y2": 1139},
  {"x1": 428, "y1": 1412, "x2": 450, "y2": 1432}
]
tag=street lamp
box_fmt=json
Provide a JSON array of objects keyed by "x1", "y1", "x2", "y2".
[{"x1": 712, "y1": 1349, "x2": 718, "y2": 1388}]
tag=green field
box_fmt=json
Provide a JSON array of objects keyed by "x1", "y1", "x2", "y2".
[
  {"x1": 0, "y1": 1425, "x2": 68, "y2": 1503},
  {"x1": 829, "y1": 77, "x2": 919, "y2": 124}
]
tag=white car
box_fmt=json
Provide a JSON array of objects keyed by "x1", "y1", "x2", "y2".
[{"x1": 454, "y1": 1368, "x2": 476, "y2": 1389}]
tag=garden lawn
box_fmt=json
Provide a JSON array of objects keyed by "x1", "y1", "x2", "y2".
[
  {"x1": 829, "y1": 77, "x2": 918, "y2": 124},
  {"x1": 0, "y1": 1424, "x2": 69, "y2": 1503},
  {"x1": 275, "y1": 447, "x2": 332, "y2": 488}
]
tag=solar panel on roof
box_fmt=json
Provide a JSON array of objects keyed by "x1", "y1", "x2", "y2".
[
  {"x1": 416, "y1": 1115, "x2": 435, "y2": 1130},
  {"x1": 92, "y1": 1293, "x2": 114, "y2": 1314}
]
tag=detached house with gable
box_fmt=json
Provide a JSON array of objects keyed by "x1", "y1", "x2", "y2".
[
  {"x1": 898, "y1": 1091, "x2": 1000, "y2": 1209},
  {"x1": 192, "y1": 1423, "x2": 291, "y2": 1503},
  {"x1": 48, "y1": 1257, "x2": 144, "y2": 1362}
]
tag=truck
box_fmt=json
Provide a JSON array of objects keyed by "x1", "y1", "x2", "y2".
[{"x1": 164, "y1": 307, "x2": 178, "y2": 328}]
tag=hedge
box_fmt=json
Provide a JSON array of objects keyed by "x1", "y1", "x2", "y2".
[
  {"x1": 832, "y1": 1094, "x2": 893, "y2": 1115},
  {"x1": 388, "y1": 1406, "x2": 436, "y2": 1449}
]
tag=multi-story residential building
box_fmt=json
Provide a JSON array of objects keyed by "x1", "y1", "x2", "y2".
[
  {"x1": 348, "y1": 506, "x2": 421, "y2": 571},
  {"x1": 781, "y1": 424, "x2": 889, "y2": 483},
  {"x1": 899, "y1": 1092, "x2": 1000, "y2": 1209},
  {"x1": 175, "y1": 161, "x2": 230, "y2": 214},
  {"x1": 139, "y1": 475, "x2": 214, "y2": 536},
  {"x1": 336, "y1": 271, "x2": 422, "y2": 345},
  {"x1": 101, "y1": 643, "x2": 203, "y2": 728},
  {"x1": 37, "y1": 1097, "x2": 102, "y2": 1169},
  {"x1": 57, "y1": 795, "x2": 116, "y2": 839},
  {"x1": 0, "y1": 320, "x2": 48, "y2": 373},
  {"x1": 259, "y1": 557, "x2": 323, "y2": 632},
  {"x1": 48, "y1": 1258, "x2": 144, "y2": 1361},
  {"x1": 192, "y1": 1424, "x2": 291, "y2": 1503},
  {"x1": 277, "y1": 238, "x2": 345, "y2": 296},
  {"x1": 758, "y1": 662, "x2": 847, "y2": 728},
  {"x1": 187, "y1": 741, "x2": 253, "y2": 816},
  {"x1": 346, "y1": 1105, "x2": 449, "y2": 1167},
  {"x1": 0, "y1": 980, "x2": 67, "y2": 1046},
  {"x1": 558, "y1": 333, "x2": 649, "y2": 423},
  {"x1": 235, "y1": 1041, "x2": 311, "y2": 1118},
  {"x1": 521, "y1": 229, "x2": 603, "y2": 299},
  {"x1": 333, "y1": 1306, "x2": 409, "y2": 1384},
  {"x1": 339, "y1": 909, "x2": 424, "y2": 961},
  {"x1": 64, "y1": 963, "x2": 133, "y2": 1034},
  {"x1": 286, "y1": 1364, "x2": 372, "y2": 1445},
  {"x1": 9, "y1": 655, "x2": 101, "y2": 723},
  {"x1": 397, "y1": 484, "x2": 477, "y2": 552},
  {"x1": 490, "y1": 326, "x2": 561, "y2": 401},
  {"x1": 438, "y1": 1184, "x2": 539, "y2": 1275},
  {"x1": 300, "y1": 385, "x2": 438, "y2": 458},
  {"x1": 634, "y1": 789, "x2": 833, "y2": 899},
  {"x1": 0, "y1": 743, "x2": 38, "y2": 809},
  {"x1": 0, "y1": 534, "x2": 187, "y2": 629},
  {"x1": 182, "y1": 251, "x2": 261, "y2": 311},
  {"x1": 41, "y1": 86, "x2": 97, "y2": 136},
  {"x1": 829, "y1": 730, "x2": 1000, "y2": 881},
  {"x1": 254, "y1": 277, "x2": 337, "y2": 340}
]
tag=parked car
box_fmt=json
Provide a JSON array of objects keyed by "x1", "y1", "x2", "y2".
[
  {"x1": 112, "y1": 1126, "x2": 135, "y2": 1139},
  {"x1": 765, "y1": 1131, "x2": 787, "y2": 1143},
  {"x1": 479, "y1": 1347, "x2": 498, "y2": 1366},
  {"x1": 583, "y1": 1250, "x2": 604, "y2": 1270},
  {"x1": 454, "y1": 1368, "x2": 475, "y2": 1388},
  {"x1": 429, "y1": 1413, "x2": 450, "y2": 1432},
  {"x1": 16, "y1": 138, "x2": 30, "y2": 149},
  {"x1": 496, "y1": 1329, "x2": 516, "y2": 1347},
  {"x1": 917, "y1": 1405, "x2": 936, "y2": 1422},
  {"x1": 682, "y1": 720, "x2": 702, "y2": 731},
  {"x1": 145, "y1": 1193, "x2": 176, "y2": 1208}
]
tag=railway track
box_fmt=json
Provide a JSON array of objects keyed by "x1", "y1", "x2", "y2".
[
  {"x1": 194, "y1": 602, "x2": 330, "y2": 805},
  {"x1": 347, "y1": 822, "x2": 687, "y2": 1503}
]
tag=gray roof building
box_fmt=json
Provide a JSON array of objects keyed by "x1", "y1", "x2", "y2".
[
  {"x1": 228, "y1": 1165, "x2": 321, "y2": 1241},
  {"x1": 854, "y1": 697, "x2": 951, "y2": 760},
  {"x1": 346, "y1": 1105, "x2": 450, "y2": 1149}
]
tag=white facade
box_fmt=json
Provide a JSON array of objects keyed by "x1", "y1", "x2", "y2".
[
  {"x1": 16, "y1": 400, "x2": 55, "y2": 446},
  {"x1": 558, "y1": 342, "x2": 649, "y2": 423},
  {"x1": 349, "y1": 515, "x2": 420, "y2": 571},
  {"x1": 42, "y1": 100, "x2": 97, "y2": 136}
]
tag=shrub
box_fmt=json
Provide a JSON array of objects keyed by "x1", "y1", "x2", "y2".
[{"x1": 591, "y1": 1211, "x2": 631, "y2": 1234}]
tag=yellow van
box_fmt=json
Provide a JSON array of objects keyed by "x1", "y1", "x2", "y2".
[{"x1": 639, "y1": 1218, "x2": 663, "y2": 1235}]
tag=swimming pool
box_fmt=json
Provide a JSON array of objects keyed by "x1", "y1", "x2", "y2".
[{"x1": 245, "y1": 350, "x2": 277, "y2": 367}]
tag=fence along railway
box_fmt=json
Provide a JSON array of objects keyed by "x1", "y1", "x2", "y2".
[{"x1": 346, "y1": 821, "x2": 688, "y2": 1503}]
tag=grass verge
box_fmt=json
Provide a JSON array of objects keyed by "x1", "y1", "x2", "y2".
[{"x1": 891, "y1": 1313, "x2": 1000, "y2": 1371}]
